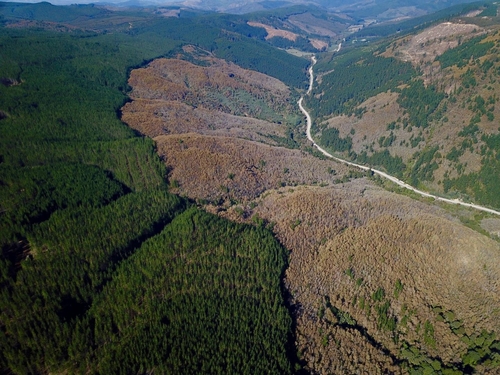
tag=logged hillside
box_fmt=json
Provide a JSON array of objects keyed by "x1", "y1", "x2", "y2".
[
  {"x1": 189, "y1": 5, "x2": 354, "y2": 53},
  {"x1": 244, "y1": 7, "x2": 351, "y2": 52},
  {"x1": 308, "y1": 4, "x2": 500, "y2": 210},
  {"x1": 122, "y1": 52, "x2": 298, "y2": 139},
  {"x1": 122, "y1": 49, "x2": 352, "y2": 204},
  {"x1": 154, "y1": 133, "x2": 353, "y2": 202},
  {"x1": 219, "y1": 180, "x2": 500, "y2": 374}
]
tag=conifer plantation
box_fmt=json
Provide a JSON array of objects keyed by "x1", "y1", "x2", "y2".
[{"x1": 0, "y1": 7, "x2": 300, "y2": 373}]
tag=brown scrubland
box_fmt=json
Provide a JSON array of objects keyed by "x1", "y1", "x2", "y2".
[
  {"x1": 122, "y1": 44, "x2": 500, "y2": 374},
  {"x1": 247, "y1": 21, "x2": 299, "y2": 41},
  {"x1": 222, "y1": 181, "x2": 500, "y2": 373},
  {"x1": 123, "y1": 98, "x2": 288, "y2": 142},
  {"x1": 155, "y1": 133, "x2": 349, "y2": 202},
  {"x1": 122, "y1": 55, "x2": 296, "y2": 138}
]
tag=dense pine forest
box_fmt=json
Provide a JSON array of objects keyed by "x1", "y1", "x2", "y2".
[{"x1": 0, "y1": 3, "x2": 306, "y2": 373}]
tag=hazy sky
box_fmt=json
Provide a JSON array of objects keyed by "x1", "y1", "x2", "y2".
[{"x1": 2, "y1": 0, "x2": 182, "y2": 4}]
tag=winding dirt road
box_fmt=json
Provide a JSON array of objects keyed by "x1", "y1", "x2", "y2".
[{"x1": 299, "y1": 54, "x2": 500, "y2": 217}]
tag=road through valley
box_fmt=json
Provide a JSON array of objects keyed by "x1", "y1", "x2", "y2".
[{"x1": 298, "y1": 54, "x2": 500, "y2": 217}]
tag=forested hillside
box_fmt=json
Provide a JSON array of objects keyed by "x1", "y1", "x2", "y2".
[
  {"x1": 307, "y1": 1, "x2": 500, "y2": 210},
  {"x1": 351, "y1": 0, "x2": 494, "y2": 39},
  {"x1": 0, "y1": 4, "x2": 301, "y2": 373}
]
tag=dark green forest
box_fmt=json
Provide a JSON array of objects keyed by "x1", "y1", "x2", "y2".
[
  {"x1": 0, "y1": 3, "x2": 302, "y2": 373},
  {"x1": 309, "y1": 53, "x2": 414, "y2": 119}
]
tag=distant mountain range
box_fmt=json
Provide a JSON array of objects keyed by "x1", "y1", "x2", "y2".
[
  {"x1": 5, "y1": 0, "x2": 482, "y2": 18},
  {"x1": 105, "y1": 0, "x2": 481, "y2": 17}
]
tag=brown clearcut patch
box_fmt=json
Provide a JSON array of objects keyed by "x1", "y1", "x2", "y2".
[{"x1": 247, "y1": 21, "x2": 299, "y2": 41}]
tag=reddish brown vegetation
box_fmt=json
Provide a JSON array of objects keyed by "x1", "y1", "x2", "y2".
[
  {"x1": 156, "y1": 133, "x2": 349, "y2": 202},
  {"x1": 123, "y1": 99, "x2": 287, "y2": 141},
  {"x1": 247, "y1": 21, "x2": 299, "y2": 41},
  {"x1": 126, "y1": 57, "x2": 291, "y2": 108},
  {"x1": 221, "y1": 180, "x2": 500, "y2": 373},
  {"x1": 122, "y1": 51, "x2": 353, "y2": 206},
  {"x1": 122, "y1": 53, "x2": 352, "y2": 205},
  {"x1": 123, "y1": 49, "x2": 500, "y2": 373},
  {"x1": 122, "y1": 55, "x2": 297, "y2": 141}
]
